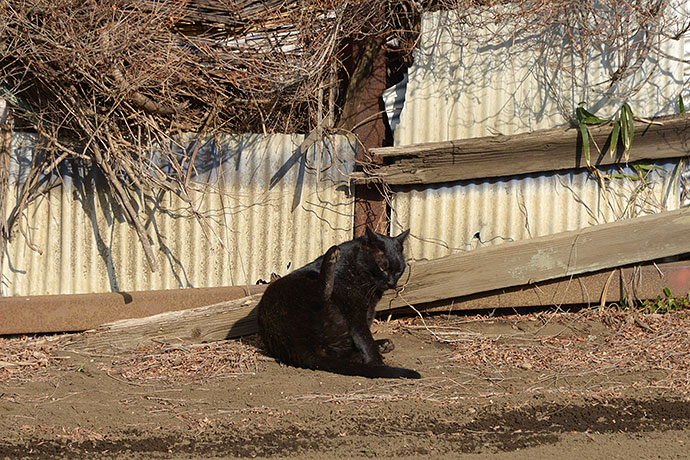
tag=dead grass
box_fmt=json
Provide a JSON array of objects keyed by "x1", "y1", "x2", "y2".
[
  {"x1": 420, "y1": 308, "x2": 690, "y2": 395},
  {"x1": 0, "y1": 335, "x2": 63, "y2": 383},
  {"x1": 292, "y1": 308, "x2": 690, "y2": 406},
  {"x1": 2, "y1": 307, "x2": 689, "y2": 398},
  {"x1": 100, "y1": 339, "x2": 261, "y2": 385},
  {"x1": 0, "y1": 334, "x2": 261, "y2": 385}
]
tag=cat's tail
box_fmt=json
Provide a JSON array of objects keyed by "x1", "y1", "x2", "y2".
[{"x1": 310, "y1": 357, "x2": 421, "y2": 379}]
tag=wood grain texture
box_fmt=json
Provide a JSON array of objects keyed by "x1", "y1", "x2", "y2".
[
  {"x1": 68, "y1": 294, "x2": 262, "y2": 351},
  {"x1": 380, "y1": 206, "x2": 690, "y2": 309},
  {"x1": 388, "y1": 262, "x2": 690, "y2": 315},
  {"x1": 352, "y1": 113, "x2": 690, "y2": 185}
]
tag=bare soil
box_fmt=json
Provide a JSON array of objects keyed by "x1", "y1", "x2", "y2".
[{"x1": 1, "y1": 307, "x2": 689, "y2": 459}]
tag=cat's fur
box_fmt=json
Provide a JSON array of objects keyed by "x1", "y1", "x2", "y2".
[{"x1": 257, "y1": 227, "x2": 421, "y2": 379}]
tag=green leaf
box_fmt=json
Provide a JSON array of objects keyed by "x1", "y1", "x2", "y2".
[
  {"x1": 609, "y1": 120, "x2": 620, "y2": 157},
  {"x1": 623, "y1": 103, "x2": 634, "y2": 151},
  {"x1": 606, "y1": 173, "x2": 640, "y2": 181},
  {"x1": 576, "y1": 106, "x2": 610, "y2": 125},
  {"x1": 620, "y1": 108, "x2": 629, "y2": 150},
  {"x1": 680, "y1": 94, "x2": 686, "y2": 114},
  {"x1": 578, "y1": 121, "x2": 590, "y2": 166},
  {"x1": 632, "y1": 163, "x2": 660, "y2": 171},
  {"x1": 631, "y1": 162, "x2": 661, "y2": 179},
  {"x1": 664, "y1": 287, "x2": 672, "y2": 297},
  {"x1": 575, "y1": 106, "x2": 586, "y2": 123},
  {"x1": 606, "y1": 172, "x2": 639, "y2": 180},
  {"x1": 619, "y1": 103, "x2": 635, "y2": 163},
  {"x1": 669, "y1": 158, "x2": 683, "y2": 197}
]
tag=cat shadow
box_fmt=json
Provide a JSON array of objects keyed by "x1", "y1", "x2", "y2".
[
  {"x1": 230, "y1": 323, "x2": 273, "y2": 358},
  {"x1": 225, "y1": 304, "x2": 263, "y2": 342}
]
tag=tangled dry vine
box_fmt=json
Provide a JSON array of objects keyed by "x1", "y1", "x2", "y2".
[{"x1": 0, "y1": 0, "x2": 686, "y2": 271}]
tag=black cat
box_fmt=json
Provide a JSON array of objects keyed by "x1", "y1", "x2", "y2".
[{"x1": 257, "y1": 227, "x2": 421, "y2": 379}]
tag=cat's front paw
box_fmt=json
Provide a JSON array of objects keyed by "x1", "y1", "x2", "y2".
[
  {"x1": 324, "y1": 245, "x2": 340, "y2": 265},
  {"x1": 376, "y1": 338, "x2": 395, "y2": 354}
]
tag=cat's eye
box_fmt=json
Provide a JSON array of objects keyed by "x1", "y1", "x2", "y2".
[{"x1": 379, "y1": 265, "x2": 386, "y2": 272}]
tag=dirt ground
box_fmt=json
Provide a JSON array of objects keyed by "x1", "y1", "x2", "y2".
[{"x1": 1, "y1": 306, "x2": 689, "y2": 460}]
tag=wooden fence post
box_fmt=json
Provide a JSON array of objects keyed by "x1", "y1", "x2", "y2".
[{"x1": 338, "y1": 38, "x2": 390, "y2": 237}]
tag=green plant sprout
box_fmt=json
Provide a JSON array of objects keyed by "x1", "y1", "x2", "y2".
[
  {"x1": 618, "y1": 288, "x2": 690, "y2": 314},
  {"x1": 605, "y1": 161, "x2": 661, "y2": 182},
  {"x1": 680, "y1": 93, "x2": 686, "y2": 114},
  {"x1": 575, "y1": 102, "x2": 635, "y2": 166}
]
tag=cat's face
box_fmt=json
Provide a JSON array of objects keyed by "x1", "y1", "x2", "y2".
[{"x1": 362, "y1": 227, "x2": 410, "y2": 291}]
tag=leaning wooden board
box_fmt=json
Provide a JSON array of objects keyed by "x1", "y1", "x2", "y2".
[
  {"x1": 379, "y1": 205, "x2": 690, "y2": 308},
  {"x1": 68, "y1": 206, "x2": 690, "y2": 349},
  {"x1": 68, "y1": 294, "x2": 264, "y2": 351}
]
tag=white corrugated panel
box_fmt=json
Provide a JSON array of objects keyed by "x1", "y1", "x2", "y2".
[
  {"x1": 1, "y1": 133, "x2": 356, "y2": 296},
  {"x1": 391, "y1": 9, "x2": 689, "y2": 260},
  {"x1": 392, "y1": 162, "x2": 682, "y2": 261},
  {"x1": 395, "y1": 9, "x2": 690, "y2": 144}
]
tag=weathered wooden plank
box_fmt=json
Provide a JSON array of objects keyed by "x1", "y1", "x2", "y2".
[
  {"x1": 396, "y1": 262, "x2": 690, "y2": 316},
  {"x1": 66, "y1": 206, "x2": 690, "y2": 349},
  {"x1": 379, "y1": 206, "x2": 690, "y2": 308},
  {"x1": 352, "y1": 113, "x2": 690, "y2": 185},
  {"x1": 67, "y1": 293, "x2": 263, "y2": 351}
]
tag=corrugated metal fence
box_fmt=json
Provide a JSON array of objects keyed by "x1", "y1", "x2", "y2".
[
  {"x1": 3, "y1": 8, "x2": 689, "y2": 296},
  {"x1": 389, "y1": 9, "x2": 689, "y2": 261},
  {"x1": 2, "y1": 133, "x2": 356, "y2": 296}
]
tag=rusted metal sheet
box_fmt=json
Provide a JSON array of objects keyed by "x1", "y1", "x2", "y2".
[
  {"x1": 2, "y1": 133, "x2": 356, "y2": 296},
  {"x1": 0, "y1": 285, "x2": 266, "y2": 335}
]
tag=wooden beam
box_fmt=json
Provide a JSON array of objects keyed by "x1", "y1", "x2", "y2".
[
  {"x1": 67, "y1": 294, "x2": 263, "y2": 351},
  {"x1": 352, "y1": 113, "x2": 690, "y2": 185},
  {"x1": 397, "y1": 262, "x2": 690, "y2": 316},
  {"x1": 339, "y1": 37, "x2": 390, "y2": 237},
  {"x1": 0, "y1": 285, "x2": 266, "y2": 335},
  {"x1": 379, "y1": 205, "x2": 690, "y2": 308},
  {"x1": 66, "y1": 206, "x2": 690, "y2": 349}
]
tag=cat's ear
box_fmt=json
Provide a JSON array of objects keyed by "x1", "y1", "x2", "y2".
[
  {"x1": 395, "y1": 229, "x2": 410, "y2": 243},
  {"x1": 364, "y1": 226, "x2": 379, "y2": 243}
]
